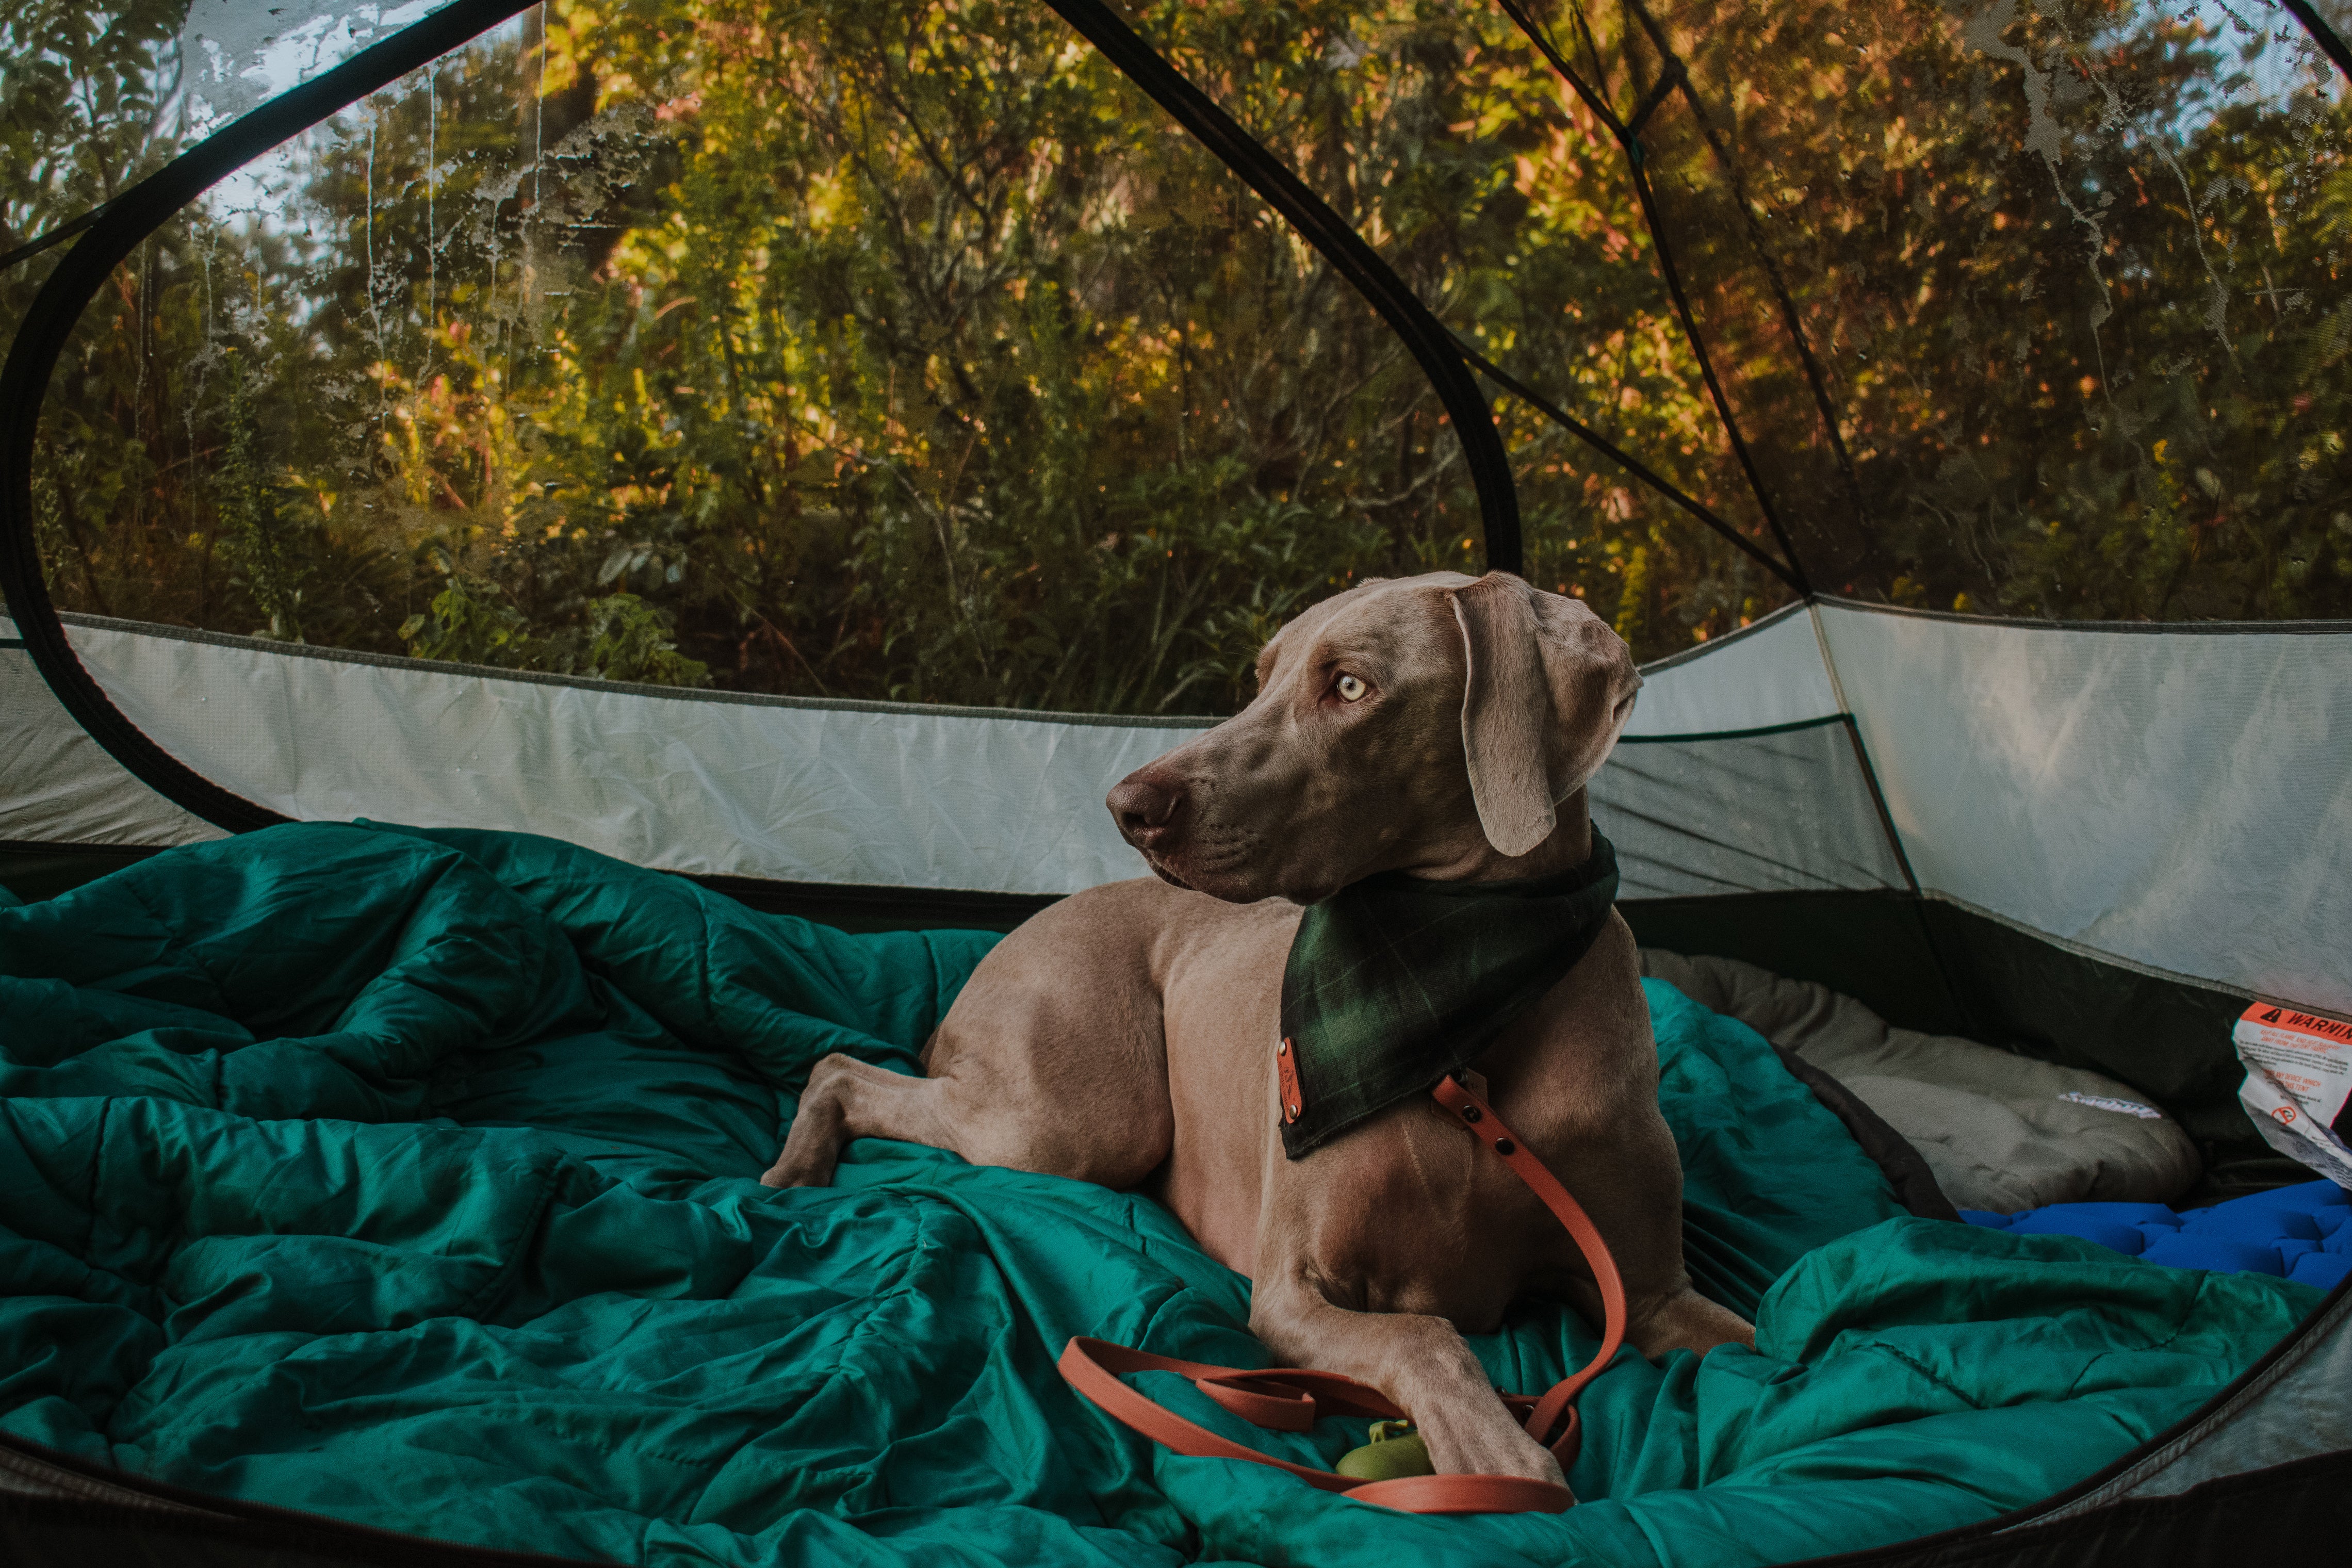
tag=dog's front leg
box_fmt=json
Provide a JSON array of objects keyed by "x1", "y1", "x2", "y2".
[{"x1": 1247, "y1": 1260, "x2": 1564, "y2": 1485}]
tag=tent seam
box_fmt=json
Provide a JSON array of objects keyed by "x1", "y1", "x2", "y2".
[{"x1": 50, "y1": 611, "x2": 1226, "y2": 729}]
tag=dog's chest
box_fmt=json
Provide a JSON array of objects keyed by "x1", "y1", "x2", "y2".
[{"x1": 1268, "y1": 1094, "x2": 1577, "y2": 1325}]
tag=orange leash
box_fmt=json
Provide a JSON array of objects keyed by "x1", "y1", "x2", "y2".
[{"x1": 1058, "y1": 1073, "x2": 1627, "y2": 1514}]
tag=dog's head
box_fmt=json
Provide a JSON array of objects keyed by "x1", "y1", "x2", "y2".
[{"x1": 1107, "y1": 571, "x2": 1641, "y2": 902}]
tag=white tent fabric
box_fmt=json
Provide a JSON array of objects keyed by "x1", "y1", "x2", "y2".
[
  {"x1": 0, "y1": 626, "x2": 219, "y2": 850},
  {"x1": 1603, "y1": 603, "x2": 1896, "y2": 898},
  {"x1": 4, "y1": 607, "x2": 1883, "y2": 901},
  {"x1": 7, "y1": 614, "x2": 1198, "y2": 895},
  {"x1": 1615, "y1": 601, "x2": 1840, "y2": 736},
  {"x1": 1596, "y1": 722, "x2": 1906, "y2": 899},
  {"x1": 1820, "y1": 604, "x2": 2352, "y2": 1017},
  {"x1": 6, "y1": 602, "x2": 2348, "y2": 1019}
]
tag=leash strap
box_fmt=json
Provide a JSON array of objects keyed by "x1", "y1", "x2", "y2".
[{"x1": 1058, "y1": 1073, "x2": 1628, "y2": 1514}]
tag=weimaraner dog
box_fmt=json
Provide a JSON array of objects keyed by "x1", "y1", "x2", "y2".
[{"x1": 764, "y1": 570, "x2": 1753, "y2": 1486}]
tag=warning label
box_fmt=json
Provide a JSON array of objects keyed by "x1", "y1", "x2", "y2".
[{"x1": 2236, "y1": 1002, "x2": 2352, "y2": 1190}]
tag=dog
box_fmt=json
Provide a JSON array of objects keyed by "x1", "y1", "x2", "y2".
[{"x1": 764, "y1": 570, "x2": 1754, "y2": 1485}]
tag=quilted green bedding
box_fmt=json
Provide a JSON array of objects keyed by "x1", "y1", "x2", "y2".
[{"x1": 0, "y1": 825, "x2": 2319, "y2": 1566}]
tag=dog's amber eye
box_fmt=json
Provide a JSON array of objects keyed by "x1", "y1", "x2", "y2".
[{"x1": 1336, "y1": 674, "x2": 1368, "y2": 703}]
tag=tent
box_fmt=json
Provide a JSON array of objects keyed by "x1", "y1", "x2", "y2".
[{"x1": 1, "y1": 0, "x2": 2348, "y2": 1561}]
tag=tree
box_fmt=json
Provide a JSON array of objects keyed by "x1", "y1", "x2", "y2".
[{"x1": 21, "y1": 0, "x2": 2350, "y2": 708}]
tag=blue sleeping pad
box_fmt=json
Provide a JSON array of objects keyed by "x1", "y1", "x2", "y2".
[{"x1": 1962, "y1": 1179, "x2": 2352, "y2": 1291}]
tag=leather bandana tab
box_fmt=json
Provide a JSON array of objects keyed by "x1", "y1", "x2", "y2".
[{"x1": 1277, "y1": 831, "x2": 1620, "y2": 1158}]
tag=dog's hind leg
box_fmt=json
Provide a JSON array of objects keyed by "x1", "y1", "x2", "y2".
[
  {"x1": 762, "y1": 1053, "x2": 955, "y2": 1188},
  {"x1": 761, "y1": 880, "x2": 1178, "y2": 1190},
  {"x1": 760, "y1": 1026, "x2": 1170, "y2": 1190}
]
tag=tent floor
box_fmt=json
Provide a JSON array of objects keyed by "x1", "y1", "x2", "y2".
[{"x1": 3, "y1": 1432, "x2": 2343, "y2": 1568}]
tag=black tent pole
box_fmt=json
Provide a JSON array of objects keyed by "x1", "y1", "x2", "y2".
[
  {"x1": 2281, "y1": 0, "x2": 2352, "y2": 84},
  {"x1": 1040, "y1": 0, "x2": 1524, "y2": 577}
]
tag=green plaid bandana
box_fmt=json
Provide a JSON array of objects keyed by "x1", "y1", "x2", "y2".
[{"x1": 1277, "y1": 831, "x2": 1620, "y2": 1159}]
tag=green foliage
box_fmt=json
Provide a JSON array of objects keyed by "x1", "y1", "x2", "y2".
[
  {"x1": 215, "y1": 353, "x2": 313, "y2": 641},
  {"x1": 399, "y1": 559, "x2": 540, "y2": 668},
  {"x1": 0, "y1": 0, "x2": 186, "y2": 293},
  {"x1": 20, "y1": 0, "x2": 2352, "y2": 697},
  {"x1": 400, "y1": 550, "x2": 709, "y2": 685},
  {"x1": 580, "y1": 593, "x2": 710, "y2": 686},
  {"x1": 1613, "y1": 546, "x2": 1652, "y2": 650}
]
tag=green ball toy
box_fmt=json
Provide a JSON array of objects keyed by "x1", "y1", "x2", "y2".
[{"x1": 1335, "y1": 1419, "x2": 1436, "y2": 1482}]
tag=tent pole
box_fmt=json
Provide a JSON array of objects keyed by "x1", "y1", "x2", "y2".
[{"x1": 1041, "y1": 0, "x2": 1524, "y2": 575}]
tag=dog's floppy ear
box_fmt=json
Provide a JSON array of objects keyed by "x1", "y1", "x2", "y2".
[{"x1": 1450, "y1": 574, "x2": 1642, "y2": 858}]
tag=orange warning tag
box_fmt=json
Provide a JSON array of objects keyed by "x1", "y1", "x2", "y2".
[
  {"x1": 2240, "y1": 1005, "x2": 2352, "y2": 1043},
  {"x1": 2235, "y1": 1001, "x2": 2352, "y2": 1188}
]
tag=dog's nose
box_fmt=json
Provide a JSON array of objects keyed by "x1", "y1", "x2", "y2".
[{"x1": 1108, "y1": 773, "x2": 1187, "y2": 847}]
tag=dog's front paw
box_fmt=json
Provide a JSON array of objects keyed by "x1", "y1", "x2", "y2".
[
  {"x1": 1412, "y1": 1401, "x2": 1567, "y2": 1485},
  {"x1": 758, "y1": 1146, "x2": 835, "y2": 1188},
  {"x1": 762, "y1": 1058, "x2": 855, "y2": 1187},
  {"x1": 759, "y1": 1125, "x2": 842, "y2": 1188}
]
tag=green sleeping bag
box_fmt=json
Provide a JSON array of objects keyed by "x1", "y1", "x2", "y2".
[{"x1": 0, "y1": 824, "x2": 2320, "y2": 1566}]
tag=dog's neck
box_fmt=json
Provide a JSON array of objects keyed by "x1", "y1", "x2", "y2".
[{"x1": 1392, "y1": 790, "x2": 1594, "y2": 885}]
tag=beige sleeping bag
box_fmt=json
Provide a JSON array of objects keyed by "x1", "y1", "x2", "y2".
[{"x1": 1641, "y1": 950, "x2": 2203, "y2": 1212}]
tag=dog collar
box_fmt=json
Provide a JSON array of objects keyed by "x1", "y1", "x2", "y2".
[{"x1": 1276, "y1": 830, "x2": 1620, "y2": 1158}]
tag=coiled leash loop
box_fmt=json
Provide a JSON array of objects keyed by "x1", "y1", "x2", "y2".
[{"x1": 1059, "y1": 1073, "x2": 1627, "y2": 1514}]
